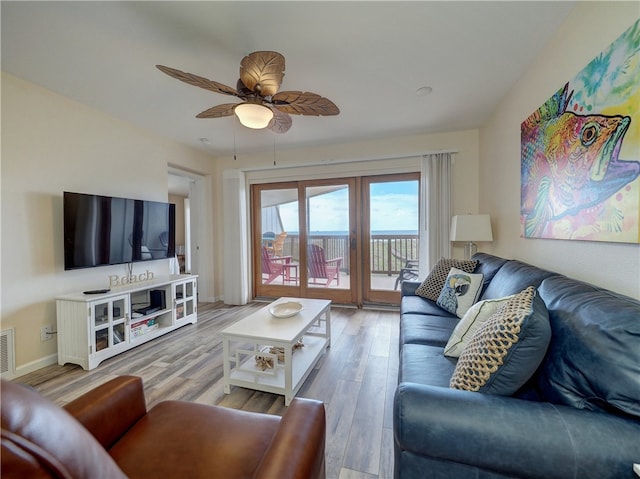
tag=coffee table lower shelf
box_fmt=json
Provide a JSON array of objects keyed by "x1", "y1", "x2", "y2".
[{"x1": 226, "y1": 335, "x2": 327, "y2": 402}]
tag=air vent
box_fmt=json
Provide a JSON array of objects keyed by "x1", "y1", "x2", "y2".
[{"x1": 1, "y1": 328, "x2": 16, "y2": 379}]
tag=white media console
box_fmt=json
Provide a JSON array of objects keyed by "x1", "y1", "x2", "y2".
[{"x1": 56, "y1": 274, "x2": 197, "y2": 370}]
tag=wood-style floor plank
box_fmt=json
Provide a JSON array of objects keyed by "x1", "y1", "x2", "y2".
[
  {"x1": 12, "y1": 301, "x2": 400, "y2": 479},
  {"x1": 343, "y1": 354, "x2": 389, "y2": 475},
  {"x1": 325, "y1": 379, "x2": 363, "y2": 479}
]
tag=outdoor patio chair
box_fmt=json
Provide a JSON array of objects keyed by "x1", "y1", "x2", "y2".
[
  {"x1": 262, "y1": 231, "x2": 276, "y2": 249},
  {"x1": 394, "y1": 259, "x2": 419, "y2": 289},
  {"x1": 261, "y1": 246, "x2": 296, "y2": 284},
  {"x1": 266, "y1": 232, "x2": 288, "y2": 257},
  {"x1": 307, "y1": 244, "x2": 342, "y2": 287}
]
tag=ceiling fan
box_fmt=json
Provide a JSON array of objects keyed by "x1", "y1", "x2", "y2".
[{"x1": 157, "y1": 51, "x2": 339, "y2": 133}]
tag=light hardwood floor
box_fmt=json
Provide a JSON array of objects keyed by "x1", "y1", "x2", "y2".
[{"x1": 14, "y1": 301, "x2": 400, "y2": 479}]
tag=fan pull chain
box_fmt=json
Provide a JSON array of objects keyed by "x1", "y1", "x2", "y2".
[
  {"x1": 273, "y1": 137, "x2": 276, "y2": 166},
  {"x1": 233, "y1": 117, "x2": 237, "y2": 161}
]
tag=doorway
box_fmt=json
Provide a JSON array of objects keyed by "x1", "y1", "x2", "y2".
[
  {"x1": 251, "y1": 173, "x2": 419, "y2": 306},
  {"x1": 168, "y1": 168, "x2": 214, "y2": 302}
]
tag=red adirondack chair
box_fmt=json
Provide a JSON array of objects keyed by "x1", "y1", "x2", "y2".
[
  {"x1": 261, "y1": 246, "x2": 296, "y2": 284},
  {"x1": 307, "y1": 244, "x2": 342, "y2": 287}
]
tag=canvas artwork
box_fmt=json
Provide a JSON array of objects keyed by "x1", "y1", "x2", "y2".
[{"x1": 521, "y1": 19, "x2": 640, "y2": 243}]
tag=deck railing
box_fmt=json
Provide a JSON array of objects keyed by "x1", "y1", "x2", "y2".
[{"x1": 276, "y1": 233, "x2": 418, "y2": 276}]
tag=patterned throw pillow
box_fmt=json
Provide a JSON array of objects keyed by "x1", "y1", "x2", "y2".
[
  {"x1": 436, "y1": 267, "x2": 484, "y2": 318},
  {"x1": 449, "y1": 286, "x2": 551, "y2": 395},
  {"x1": 415, "y1": 258, "x2": 478, "y2": 301},
  {"x1": 444, "y1": 295, "x2": 515, "y2": 357}
]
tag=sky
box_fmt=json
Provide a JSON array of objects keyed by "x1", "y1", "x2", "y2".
[{"x1": 278, "y1": 180, "x2": 418, "y2": 233}]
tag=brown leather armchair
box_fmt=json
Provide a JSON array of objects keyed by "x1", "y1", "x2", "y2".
[{"x1": 1, "y1": 375, "x2": 326, "y2": 479}]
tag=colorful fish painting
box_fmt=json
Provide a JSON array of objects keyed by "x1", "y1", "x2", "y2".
[{"x1": 520, "y1": 18, "x2": 640, "y2": 243}]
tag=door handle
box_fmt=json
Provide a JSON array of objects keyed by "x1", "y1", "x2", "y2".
[{"x1": 350, "y1": 237, "x2": 356, "y2": 250}]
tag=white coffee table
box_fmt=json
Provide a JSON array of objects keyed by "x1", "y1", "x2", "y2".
[{"x1": 221, "y1": 297, "x2": 331, "y2": 405}]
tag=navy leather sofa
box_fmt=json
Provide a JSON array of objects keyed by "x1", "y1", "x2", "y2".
[{"x1": 394, "y1": 253, "x2": 640, "y2": 479}]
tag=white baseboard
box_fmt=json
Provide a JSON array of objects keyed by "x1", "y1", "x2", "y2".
[{"x1": 14, "y1": 354, "x2": 58, "y2": 378}]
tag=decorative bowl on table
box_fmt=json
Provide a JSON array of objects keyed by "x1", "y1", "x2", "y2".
[{"x1": 269, "y1": 301, "x2": 304, "y2": 318}]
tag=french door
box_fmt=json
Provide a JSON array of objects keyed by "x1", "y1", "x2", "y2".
[
  {"x1": 252, "y1": 178, "x2": 357, "y2": 304},
  {"x1": 252, "y1": 173, "x2": 419, "y2": 306}
]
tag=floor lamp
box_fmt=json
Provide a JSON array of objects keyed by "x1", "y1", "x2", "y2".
[{"x1": 450, "y1": 214, "x2": 493, "y2": 259}]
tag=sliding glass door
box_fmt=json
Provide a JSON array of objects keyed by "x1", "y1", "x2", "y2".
[
  {"x1": 252, "y1": 173, "x2": 419, "y2": 305},
  {"x1": 362, "y1": 173, "x2": 420, "y2": 304},
  {"x1": 252, "y1": 179, "x2": 357, "y2": 304}
]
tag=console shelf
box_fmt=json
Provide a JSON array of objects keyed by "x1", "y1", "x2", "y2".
[{"x1": 56, "y1": 274, "x2": 197, "y2": 370}]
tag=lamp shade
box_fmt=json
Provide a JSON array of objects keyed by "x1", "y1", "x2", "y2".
[
  {"x1": 450, "y1": 214, "x2": 493, "y2": 242},
  {"x1": 234, "y1": 103, "x2": 274, "y2": 129}
]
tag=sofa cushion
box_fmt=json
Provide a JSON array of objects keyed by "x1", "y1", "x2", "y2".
[
  {"x1": 450, "y1": 287, "x2": 551, "y2": 395},
  {"x1": 400, "y1": 344, "x2": 457, "y2": 386},
  {"x1": 436, "y1": 268, "x2": 483, "y2": 318},
  {"x1": 400, "y1": 313, "x2": 459, "y2": 348},
  {"x1": 415, "y1": 258, "x2": 478, "y2": 301},
  {"x1": 480, "y1": 259, "x2": 555, "y2": 301},
  {"x1": 537, "y1": 276, "x2": 640, "y2": 419},
  {"x1": 400, "y1": 295, "x2": 454, "y2": 317},
  {"x1": 471, "y1": 252, "x2": 509, "y2": 296},
  {"x1": 444, "y1": 295, "x2": 514, "y2": 358}
]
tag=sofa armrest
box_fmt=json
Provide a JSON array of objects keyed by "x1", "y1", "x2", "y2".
[
  {"x1": 253, "y1": 398, "x2": 326, "y2": 479},
  {"x1": 63, "y1": 375, "x2": 147, "y2": 450},
  {"x1": 394, "y1": 383, "x2": 640, "y2": 479},
  {"x1": 401, "y1": 280, "x2": 421, "y2": 297}
]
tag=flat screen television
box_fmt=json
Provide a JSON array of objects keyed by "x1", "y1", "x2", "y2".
[{"x1": 64, "y1": 191, "x2": 176, "y2": 270}]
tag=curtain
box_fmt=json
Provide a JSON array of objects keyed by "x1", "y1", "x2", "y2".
[
  {"x1": 419, "y1": 153, "x2": 452, "y2": 278},
  {"x1": 222, "y1": 169, "x2": 250, "y2": 305}
]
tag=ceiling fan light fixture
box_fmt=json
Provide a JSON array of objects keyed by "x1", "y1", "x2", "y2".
[
  {"x1": 234, "y1": 103, "x2": 273, "y2": 129},
  {"x1": 158, "y1": 51, "x2": 338, "y2": 134}
]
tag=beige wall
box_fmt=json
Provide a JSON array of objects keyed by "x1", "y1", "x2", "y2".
[
  {"x1": 1, "y1": 73, "x2": 216, "y2": 374},
  {"x1": 480, "y1": 2, "x2": 640, "y2": 299}
]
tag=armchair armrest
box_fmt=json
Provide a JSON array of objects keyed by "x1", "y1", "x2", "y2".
[
  {"x1": 64, "y1": 375, "x2": 147, "y2": 450},
  {"x1": 395, "y1": 383, "x2": 640, "y2": 479},
  {"x1": 253, "y1": 398, "x2": 326, "y2": 479}
]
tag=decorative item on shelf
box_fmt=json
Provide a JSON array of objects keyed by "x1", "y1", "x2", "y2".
[
  {"x1": 130, "y1": 317, "x2": 159, "y2": 339},
  {"x1": 450, "y1": 214, "x2": 494, "y2": 259},
  {"x1": 255, "y1": 340, "x2": 304, "y2": 371}
]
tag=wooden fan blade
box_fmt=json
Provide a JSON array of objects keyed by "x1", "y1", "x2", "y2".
[
  {"x1": 156, "y1": 65, "x2": 238, "y2": 97},
  {"x1": 239, "y1": 51, "x2": 285, "y2": 97},
  {"x1": 268, "y1": 107, "x2": 292, "y2": 134},
  {"x1": 196, "y1": 103, "x2": 237, "y2": 118},
  {"x1": 272, "y1": 91, "x2": 339, "y2": 116}
]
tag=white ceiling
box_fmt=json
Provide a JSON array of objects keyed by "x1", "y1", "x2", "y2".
[{"x1": 2, "y1": 1, "x2": 576, "y2": 157}]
